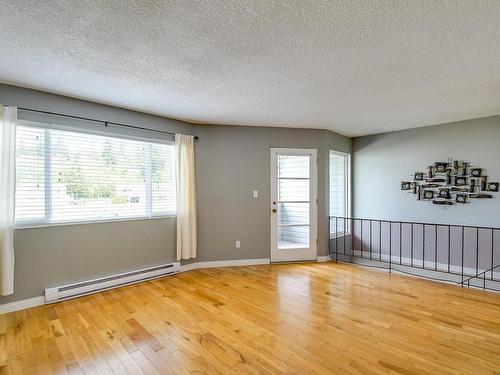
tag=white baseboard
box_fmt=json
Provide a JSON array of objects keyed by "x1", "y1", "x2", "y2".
[
  {"x1": 316, "y1": 255, "x2": 331, "y2": 263},
  {"x1": 348, "y1": 249, "x2": 500, "y2": 279},
  {"x1": 0, "y1": 296, "x2": 45, "y2": 315},
  {"x1": 180, "y1": 258, "x2": 270, "y2": 272}
]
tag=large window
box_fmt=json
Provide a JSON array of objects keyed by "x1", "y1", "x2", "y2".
[
  {"x1": 329, "y1": 150, "x2": 350, "y2": 235},
  {"x1": 15, "y1": 121, "x2": 176, "y2": 226}
]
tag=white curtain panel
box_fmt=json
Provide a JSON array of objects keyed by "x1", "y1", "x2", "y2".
[
  {"x1": 0, "y1": 105, "x2": 16, "y2": 296},
  {"x1": 175, "y1": 134, "x2": 197, "y2": 260}
]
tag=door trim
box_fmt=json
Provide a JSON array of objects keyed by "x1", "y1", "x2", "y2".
[{"x1": 270, "y1": 148, "x2": 318, "y2": 263}]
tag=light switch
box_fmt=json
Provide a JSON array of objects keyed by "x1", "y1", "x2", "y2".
[
  {"x1": 253, "y1": 190, "x2": 259, "y2": 198},
  {"x1": 235, "y1": 240, "x2": 241, "y2": 249}
]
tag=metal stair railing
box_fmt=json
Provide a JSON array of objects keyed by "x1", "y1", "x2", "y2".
[
  {"x1": 459, "y1": 264, "x2": 500, "y2": 288},
  {"x1": 328, "y1": 216, "x2": 500, "y2": 292}
]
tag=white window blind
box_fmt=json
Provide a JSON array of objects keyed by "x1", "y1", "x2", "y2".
[
  {"x1": 277, "y1": 154, "x2": 311, "y2": 248},
  {"x1": 15, "y1": 122, "x2": 176, "y2": 225},
  {"x1": 330, "y1": 150, "x2": 349, "y2": 235}
]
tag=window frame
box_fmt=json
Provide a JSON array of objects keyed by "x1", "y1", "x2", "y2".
[
  {"x1": 329, "y1": 149, "x2": 351, "y2": 238},
  {"x1": 14, "y1": 120, "x2": 177, "y2": 228}
]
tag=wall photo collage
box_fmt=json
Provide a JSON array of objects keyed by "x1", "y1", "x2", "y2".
[{"x1": 401, "y1": 160, "x2": 498, "y2": 206}]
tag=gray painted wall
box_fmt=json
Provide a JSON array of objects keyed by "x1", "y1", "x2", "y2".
[
  {"x1": 10, "y1": 218, "x2": 177, "y2": 303},
  {"x1": 352, "y1": 116, "x2": 500, "y2": 274},
  {"x1": 0, "y1": 84, "x2": 194, "y2": 304},
  {"x1": 0, "y1": 84, "x2": 351, "y2": 304},
  {"x1": 194, "y1": 124, "x2": 351, "y2": 265},
  {"x1": 353, "y1": 115, "x2": 500, "y2": 227}
]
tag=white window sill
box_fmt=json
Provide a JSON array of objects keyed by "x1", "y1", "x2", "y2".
[{"x1": 14, "y1": 215, "x2": 176, "y2": 230}]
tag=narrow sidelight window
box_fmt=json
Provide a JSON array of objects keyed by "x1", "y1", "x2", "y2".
[{"x1": 329, "y1": 150, "x2": 350, "y2": 235}]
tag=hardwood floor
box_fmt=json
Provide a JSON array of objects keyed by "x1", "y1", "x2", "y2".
[{"x1": 1, "y1": 262, "x2": 500, "y2": 375}]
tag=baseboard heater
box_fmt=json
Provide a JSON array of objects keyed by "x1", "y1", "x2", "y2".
[{"x1": 45, "y1": 262, "x2": 180, "y2": 303}]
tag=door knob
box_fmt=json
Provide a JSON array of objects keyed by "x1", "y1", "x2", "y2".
[{"x1": 272, "y1": 208, "x2": 277, "y2": 213}]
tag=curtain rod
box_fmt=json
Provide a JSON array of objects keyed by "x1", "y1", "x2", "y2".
[{"x1": 17, "y1": 107, "x2": 199, "y2": 139}]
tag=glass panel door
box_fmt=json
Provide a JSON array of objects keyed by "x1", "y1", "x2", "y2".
[
  {"x1": 271, "y1": 148, "x2": 317, "y2": 262},
  {"x1": 277, "y1": 154, "x2": 310, "y2": 249}
]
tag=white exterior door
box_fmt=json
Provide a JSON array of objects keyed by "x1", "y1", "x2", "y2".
[{"x1": 270, "y1": 148, "x2": 318, "y2": 262}]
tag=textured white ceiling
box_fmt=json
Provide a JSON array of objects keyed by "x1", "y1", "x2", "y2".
[{"x1": 1, "y1": 1, "x2": 500, "y2": 136}]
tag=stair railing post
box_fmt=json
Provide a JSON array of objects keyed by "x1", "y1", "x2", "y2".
[
  {"x1": 461, "y1": 226, "x2": 465, "y2": 287},
  {"x1": 328, "y1": 216, "x2": 331, "y2": 261},
  {"x1": 389, "y1": 221, "x2": 392, "y2": 274},
  {"x1": 335, "y1": 217, "x2": 338, "y2": 262}
]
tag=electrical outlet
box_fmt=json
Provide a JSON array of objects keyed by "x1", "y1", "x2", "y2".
[{"x1": 235, "y1": 240, "x2": 241, "y2": 249}]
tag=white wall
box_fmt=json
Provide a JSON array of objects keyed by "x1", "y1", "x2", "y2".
[{"x1": 353, "y1": 115, "x2": 500, "y2": 228}]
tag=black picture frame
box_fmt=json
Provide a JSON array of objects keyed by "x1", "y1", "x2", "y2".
[
  {"x1": 454, "y1": 176, "x2": 468, "y2": 186},
  {"x1": 438, "y1": 189, "x2": 450, "y2": 199},
  {"x1": 401, "y1": 182, "x2": 412, "y2": 190},
  {"x1": 434, "y1": 162, "x2": 448, "y2": 173},
  {"x1": 470, "y1": 168, "x2": 482, "y2": 177},
  {"x1": 423, "y1": 190, "x2": 434, "y2": 200},
  {"x1": 487, "y1": 182, "x2": 499, "y2": 192}
]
